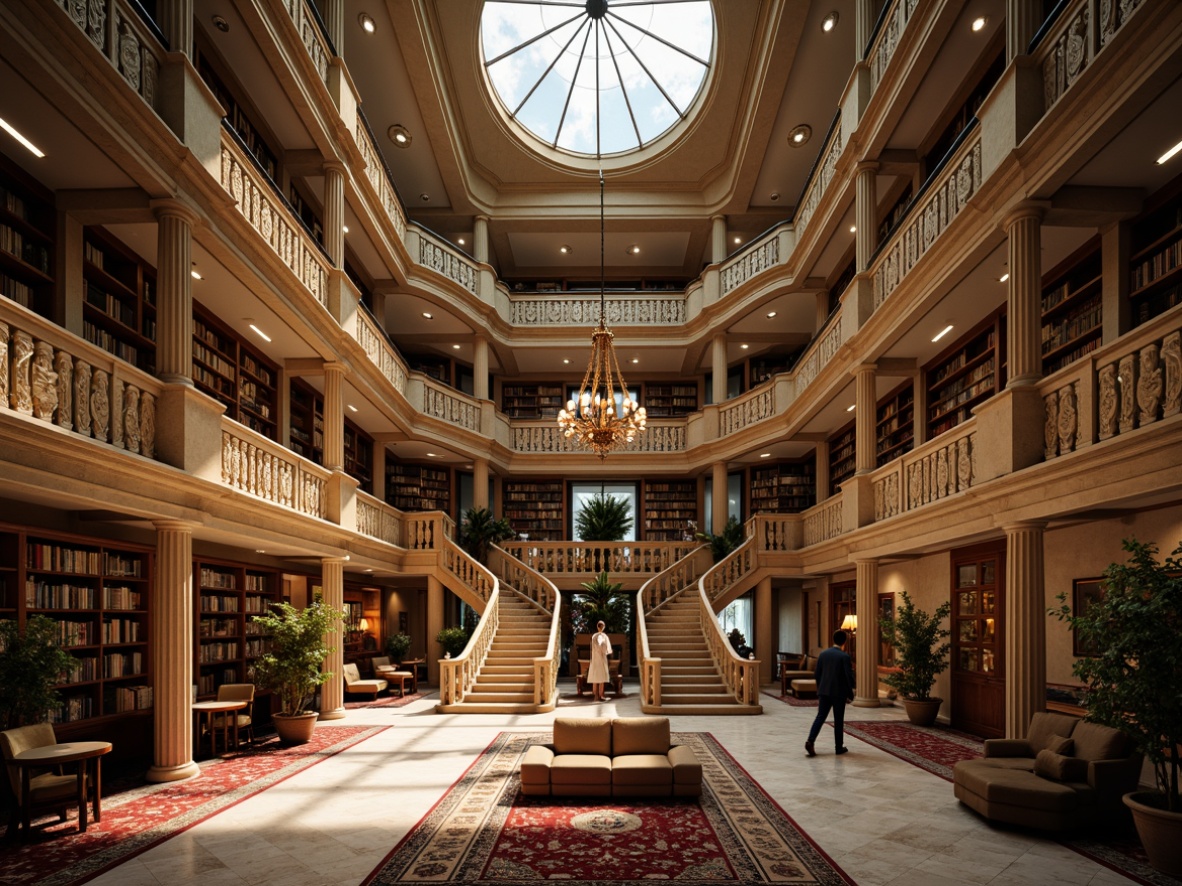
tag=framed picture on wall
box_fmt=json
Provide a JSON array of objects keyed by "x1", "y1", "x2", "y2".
[{"x1": 1072, "y1": 578, "x2": 1105, "y2": 657}]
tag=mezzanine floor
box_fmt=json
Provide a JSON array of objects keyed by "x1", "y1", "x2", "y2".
[{"x1": 91, "y1": 687, "x2": 1136, "y2": 886}]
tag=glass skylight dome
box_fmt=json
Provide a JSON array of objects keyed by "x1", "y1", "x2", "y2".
[{"x1": 480, "y1": 0, "x2": 714, "y2": 158}]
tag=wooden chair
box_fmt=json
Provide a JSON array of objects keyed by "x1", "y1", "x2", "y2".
[
  {"x1": 0, "y1": 723, "x2": 83, "y2": 838},
  {"x1": 343, "y1": 663, "x2": 387, "y2": 699},
  {"x1": 211, "y1": 683, "x2": 255, "y2": 748},
  {"x1": 575, "y1": 658, "x2": 624, "y2": 697}
]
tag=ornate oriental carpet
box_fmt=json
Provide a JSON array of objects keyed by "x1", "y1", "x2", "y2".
[
  {"x1": 762, "y1": 690, "x2": 819, "y2": 708},
  {"x1": 843, "y1": 721, "x2": 1177, "y2": 886},
  {"x1": 0, "y1": 725, "x2": 386, "y2": 886},
  {"x1": 362, "y1": 731, "x2": 853, "y2": 885}
]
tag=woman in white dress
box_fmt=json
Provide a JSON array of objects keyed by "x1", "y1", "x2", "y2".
[{"x1": 587, "y1": 620, "x2": 612, "y2": 701}]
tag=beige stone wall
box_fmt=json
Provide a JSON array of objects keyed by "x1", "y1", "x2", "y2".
[{"x1": 879, "y1": 553, "x2": 953, "y2": 705}]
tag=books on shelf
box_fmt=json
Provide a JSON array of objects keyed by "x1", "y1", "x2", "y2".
[{"x1": 112, "y1": 685, "x2": 153, "y2": 712}]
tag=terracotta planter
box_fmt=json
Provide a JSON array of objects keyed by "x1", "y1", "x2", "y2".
[
  {"x1": 1124, "y1": 791, "x2": 1182, "y2": 877},
  {"x1": 272, "y1": 711, "x2": 318, "y2": 745},
  {"x1": 901, "y1": 697, "x2": 942, "y2": 727}
]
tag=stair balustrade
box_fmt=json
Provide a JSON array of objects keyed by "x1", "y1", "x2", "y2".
[
  {"x1": 437, "y1": 540, "x2": 499, "y2": 706},
  {"x1": 637, "y1": 545, "x2": 712, "y2": 709},
  {"x1": 499, "y1": 541, "x2": 698, "y2": 578},
  {"x1": 697, "y1": 584, "x2": 761, "y2": 708},
  {"x1": 489, "y1": 547, "x2": 562, "y2": 709}
]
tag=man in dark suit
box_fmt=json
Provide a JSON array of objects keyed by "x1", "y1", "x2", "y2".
[{"x1": 805, "y1": 629, "x2": 855, "y2": 757}]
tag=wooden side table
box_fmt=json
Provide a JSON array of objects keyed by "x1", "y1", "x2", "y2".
[
  {"x1": 192, "y1": 700, "x2": 247, "y2": 757},
  {"x1": 11, "y1": 740, "x2": 111, "y2": 835}
]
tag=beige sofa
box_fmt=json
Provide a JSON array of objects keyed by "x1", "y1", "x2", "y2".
[
  {"x1": 952, "y1": 712, "x2": 1142, "y2": 830},
  {"x1": 521, "y1": 717, "x2": 701, "y2": 798}
]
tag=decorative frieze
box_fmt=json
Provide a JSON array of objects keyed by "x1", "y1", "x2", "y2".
[
  {"x1": 422, "y1": 383, "x2": 479, "y2": 432},
  {"x1": 56, "y1": 1, "x2": 161, "y2": 113},
  {"x1": 794, "y1": 121, "x2": 844, "y2": 239},
  {"x1": 720, "y1": 386, "x2": 774, "y2": 436},
  {"x1": 868, "y1": 0, "x2": 921, "y2": 95},
  {"x1": 513, "y1": 423, "x2": 686, "y2": 454},
  {"x1": 356, "y1": 495, "x2": 402, "y2": 547},
  {"x1": 874, "y1": 472, "x2": 901, "y2": 521},
  {"x1": 355, "y1": 311, "x2": 408, "y2": 395},
  {"x1": 721, "y1": 235, "x2": 781, "y2": 295},
  {"x1": 803, "y1": 498, "x2": 843, "y2": 546},
  {"x1": 1086, "y1": 327, "x2": 1181, "y2": 448},
  {"x1": 419, "y1": 238, "x2": 478, "y2": 295},
  {"x1": 1041, "y1": 1, "x2": 1091, "y2": 112},
  {"x1": 905, "y1": 433, "x2": 975, "y2": 510},
  {"x1": 354, "y1": 120, "x2": 407, "y2": 239},
  {"x1": 220, "y1": 427, "x2": 325, "y2": 519},
  {"x1": 1099, "y1": 0, "x2": 1146, "y2": 47},
  {"x1": 510, "y1": 296, "x2": 685, "y2": 327}
]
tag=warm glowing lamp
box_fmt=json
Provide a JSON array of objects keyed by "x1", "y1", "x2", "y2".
[{"x1": 840, "y1": 614, "x2": 858, "y2": 633}]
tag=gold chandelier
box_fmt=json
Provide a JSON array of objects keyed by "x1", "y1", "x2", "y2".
[{"x1": 556, "y1": 173, "x2": 646, "y2": 458}]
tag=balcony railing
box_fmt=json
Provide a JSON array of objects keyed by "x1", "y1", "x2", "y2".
[
  {"x1": 802, "y1": 494, "x2": 844, "y2": 547},
  {"x1": 509, "y1": 293, "x2": 687, "y2": 326},
  {"x1": 56, "y1": 0, "x2": 164, "y2": 114},
  {"x1": 870, "y1": 419, "x2": 977, "y2": 521},
  {"x1": 511, "y1": 421, "x2": 687, "y2": 454},
  {"x1": 355, "y1": 309, "x2": 408, "y2": 396},
  {"x1": 720, "y1": 227, "x2": 783, "y2": 295},
  {"x1": 501, "y1": 541, "x2": 699, "y2": 579},
  {"x1": 719, "y1": 383, "x2": 774, "y2": 436},
  {"x1": 354, "y1": 110, "x2": 408, "y2": 240},
  {"x1": 418, "y1": 230, "x2": 478, "y2": 295},
  {"x1": 281, "y1": 0, "x2": 331, "y2": 85},
  {"x1": 421, "y1": 378, "x2": 480, "y2": 432},
  {"x1": 867, "y1": 0, "x2": 921, "y2": 96},
  {"x1": 794, "y1": 312, "x2": 844, "y2": 392},
  {"x1": 220, "y1": 420, "x2": 329, "y2": 520},
  {"x1": 792, "y1": 113, "x2": 844, "y2": 240},
  {"x1": 355, "y1": 491, "x2": 403, "y2": 546},
  {"x1": 1, "y1": 302, "x2": 162, "y2": 459}
]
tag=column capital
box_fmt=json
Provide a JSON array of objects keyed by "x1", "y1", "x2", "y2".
[
  {"x1": 1003, "y1": 203, "x2": 1047, "y2": 230},
  {"x1": 1002, "y1": 520, "x2": 1048, "y2": 533},
  {"x1": 322, "y1": 159, "x2": 348, "y2": 176},
  {"x1": 150, "y1": 199, "x2": 202, "y2": 226},
  {"x1": 320, "y1": 555, "x2": 350, "y2": 566},
  {"x1": 852, "y1": 555, "x2": 879, "y2": 567},
  {"x1": 856, "y1": 160, "x2": 880, "y2": 175},
  {"x1": 323, "y1": 361, "x2": 348, "y2": 377},
  {"x1": 852, "y1": 362, "x2": 878, "y2": 377},
  {"x1": 152, "y1": 518, "x2": 196, "y2": 533},
  {"x1": 475, "y1": 214, "x2": 491, "y2": 225}
]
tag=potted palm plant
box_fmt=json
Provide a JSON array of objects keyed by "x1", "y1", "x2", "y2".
[
  {"x1": 570, "y1": 571, "x2": 631, "y2": 635},
  {"x1": 878, "y1": 590, "x2": 952, "y2": 726},
  {"x1": 695, "y1": 516, "x2": 745, "y2": 563},
  {"x1": 0, "y1": 615, "x2": 75, "y2": 729},
  {"x1": 1053, "y1": 538, "x2": 1182, "y2": 877},
  {"x1": 459, "y1": 506, "x2": 514, "y2": 564},
  {"x1": 575, "y1": 493, "x2": 633, "y2": 542},
  {"x1": 437, "y1": 625, "x2": 472, "y2": 659},
  {"x1": 385, "y1": 631, "x2": 413, "y2": 664},
  {"x1": 251, "y1": 599, "x2": 344, "y2": 744}
]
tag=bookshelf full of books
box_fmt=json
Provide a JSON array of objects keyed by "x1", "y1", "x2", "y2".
[
  {"x1": 288, "y1": 374, "x2": 378, "y2": 489},
  {"x1": 193, "y1": 304, "x2": 279, "y2": 440},
  {"x1": 828, "y1": 425, "x2": 857, "y2": 496},
  {"x1": 503, "y1": 480, "x2": 565, "y2": 541},
  {"x1": 1129, "y1": 185, "x2": 1182, "y2": 325},
  {"x1": 0, "y1": 153, "x2": 54, "y2": 318},
  {"x1": 642, "y1": 383, "x2": 699, "y2": 418},
  {"x1": 194, "y1": 559, "x2": 281, "y2": 697},
  {"x1": 925, "y1": 315, "x2": 1005, "y2": 439},
  {"x1": 1041, "y1": 240, "x2": 1102, "y2": 375},
  {"x1": 643, "y1": 480, "x2": 699, "y2": 540},
  {"x1": 501, "y1": 383, "x2": 567, "y2": 419},
  {"x1": 0, "y1": 525, "x2": 153, "y2": 728},
  {"x1": 82, "y1": 227, "x2": 157, "y2": 373},
  {"x1": 750, "y1": 460, "x2": 816, "y2": 514},
  {"x1": 386, "y1": 461, "x2": 451, "y2": 512},
  {"x1": 876, "y1": 383, "x2": 914, "y2": 468}
]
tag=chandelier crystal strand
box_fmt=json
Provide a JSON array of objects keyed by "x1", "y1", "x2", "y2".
[{"x1": 556, "y1": 170, "x2": 646, "y2": 458}]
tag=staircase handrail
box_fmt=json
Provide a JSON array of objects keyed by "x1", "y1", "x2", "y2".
[
  {"x1": 437, "y1": 540, "x2": 499, "y2": 706},
  {"x1": 696, "y1": 582, "x2": 762, "y2": 708},
  {"x1": 489, "y1": 545, "x2": 562, "y2": 709},
  {"x1": 636, "y1": 545, "x2": 711, "y2": 708},
  {"x1": 699, "y1": 521, "x2": 758, "y2": 605},
  {"x1": 500, "y1": 541, "x2": 699, "y2": 577}
]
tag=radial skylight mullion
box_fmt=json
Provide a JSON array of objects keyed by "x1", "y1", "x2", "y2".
[
  {"x1": 600, "y1": 23, "x2": 643, "y2": 150},
  {"x1": 509, "y1": 17, "x2": 591, "y2": 119},
  {"x1": 606, "y1": 11, "x2": 711, "y2": 67},
  {"x1": 602, "y1": 17, "x2": 687, "y2": 120},
  {"x1": 554, "y1": 21, "x2": 595, "y2": 149},
  {"x1": 483, "y1": 10, "x2": 585, "y2": 69}
]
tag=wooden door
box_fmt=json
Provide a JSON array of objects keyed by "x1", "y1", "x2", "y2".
[
  {"x1": 830, "y1": 581, "x2": 855, "y2": 664},
  {"x1": 951, "y1": 544, "x2": 1005, "y2": 737}
]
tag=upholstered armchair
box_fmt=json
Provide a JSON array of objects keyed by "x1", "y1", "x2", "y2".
[{"x1": 0, "y1": 723, "x2": 82, "y2": 836}]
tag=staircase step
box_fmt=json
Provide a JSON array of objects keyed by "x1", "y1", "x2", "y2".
[
  {"x1": 464, "y1": 691, "x2": 535, "y2": 703},
  {"x1": 658, "y1": 693, "x2": 738, "y2": 705}
]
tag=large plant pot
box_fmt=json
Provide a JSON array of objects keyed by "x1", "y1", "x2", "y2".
[
  {"x1": 901, "y1": 697, "x2": 942, "y2": 727},
  {"x1": 272, "y1": 711, "x2": 318, "y2": 745},
  {"x1": 1124, "y1": 791, "x2": 1182, "y2": 877}
]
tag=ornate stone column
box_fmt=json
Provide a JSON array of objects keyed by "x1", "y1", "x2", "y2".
[
  {"x1": 473, "y1": 458, "x2": 490, "y2": 510},
  {"x1": 855, "y1": 363, "x2": 877, "y2": 474},
  {"x1": 1005, "y1": 522, "x2": 1047, "y2": 737},
  {"x1": 1006, "y1": 208, "x2": 1043, "y2": 386},
  {"x1": 159, "y1": 0, "x2": 194, "y2": 57},
  {"x1": 1007, "y1": 0, "x2": 1043, "y2": 62},
  {"x1": 711, "y1": 215, "x2": 727, "y2": 264},
  {"x1": 473, "y1": 335, "x2": 489, "y2": 400},
  {"x1": 319, "y1": 556, "x2": 347, "y2": 720},
  {"x1": 711, "y1": 462, "x2": 728, "y2": 535},
  {"x1": 147, "y1": 521, "x2": 200, "y2": 782},
  {"x1": 856, "y1": 0, "x2": 876, "y2": 59},
  {"x1": 474, "y1": 215, "x2": 490, "y2": 264},
  {"x1": 322, "y1": 0, "x2": 344, "y2": 54},
  {"x1": 755, "y1": 576, "x2": 773, "y2": 684},
  {"x1": 427, "y1": 575, "x2": 445, "y2": 685},
  {"x1": 711, "y1": 334, "x2": 727, "y2": 404},
  {"x1": 852, "y1": 558, "x2": 881, "y2": 707},
  {"x1": 323, "y1": 362, "x2": 345, "y2": 472},
  {"x1": 323, "y1": 162, "x2": 345, "y2": 270},
  {"x1": 856, "y1": 162, "x2": 879, "y2": 273},
  {"x1": 154, "y1": 202, "x2": 198, "y2": 385}
]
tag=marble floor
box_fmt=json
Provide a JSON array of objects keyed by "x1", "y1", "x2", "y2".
[{"x1": 92, "y1": 687, "x2": 1138, "y2": 886}]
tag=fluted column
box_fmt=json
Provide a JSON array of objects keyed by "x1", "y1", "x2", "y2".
[
  {"x1": 322, "y1": 0, "x2": 344, "y2": 54},
  {"x1": 319, "y1": 556, "x2": 346, "y2": 720},
  {"x1": 711, "y1": 462, "x2": 728, "y2": 534},
  {"x1": 154, "y1": 202, "x2": 198, "y2": 384},
  {"x1": 323, "y1": 363, "x2": 345, "y2": 472},
  {"x1": 473, "y1": 335, "x2": 489, "y2": 400},
  {"x1": 852, "y1": 558, "x2": 880, "y2": 707},
  {"x1": 1005, "y1": 522, "x2": 1047, "y2": 737},
  {"x1": 427, "y1": 575, "x2": 444, "y2": 685},
  {"x1": 159, "y1": 0, "x2": 194, "y2": 56},
  {"x1": 856, "y1": 0, "x2": 875, "y2": 59},
  {"x1": 755, "y1": 577, "x2": 773, "y2": 684},
  {"x1": 855, "y1": 162, "x2": 879, "y2": 273},
  {"x1": 323, "y1": 162, "x2": 345, "y2": 269},
  {"x1": 147, "y1": 521, "x2": 200, "y2": 782},
  {"x1": 711, "y1": 215, "x2": 727, "y2": 263},
  {"x1": 474, "y1": 215, "x2": 490, "y2": 264},
  {"x1": 1006, "y1": 209, "x2": 1043, "y2": 385},
  {"x1": 1007, "y1": 0, "x2": 1042, "y2": 62},
  {"x1": 473, "y1": 458, "x2": 490, "y2": 509},
  {"x1": 711, "y1": 334, "x2": 727, "y2": 404},
  {"x1": 854, "y1": 364, "x2": 876, "y2": 474}
]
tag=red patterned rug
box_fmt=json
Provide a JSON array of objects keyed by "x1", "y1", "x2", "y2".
[
  {"x1": 0, "y1": 725, "x2": 386, "y2": 886},
  {"x1": 362, "y1": 731, "x2": 854, "y2": 885},
  {"x1": 762, "y1": 689, "x2": 819, "y2": 708},
  {"x1": 346, "y1": 691, "x2": 425, "y2": 709},
  {"x1": 843, "y1": 721, "x2": 1177, "y2": 886}
]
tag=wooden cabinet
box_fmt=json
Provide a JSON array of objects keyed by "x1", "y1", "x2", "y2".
[
  {"x1": 503, "y1": 480, "x2": 564, "y2": 540},
  {"x1": 1041, "y1": 240, "x2": 1101, "y2": 374},
  {"x1": 1129, "y1": 184, "x2": 1182, "y2": 325},
  {"x1": 876, "y1": 383, "x2": 914, "y2": 467},
  {"x1": 0, "y1": 525, "x2": 153, "y2": 725},
  {"x1": 387, "y1": 461, "x2": 451, "y2": 512},
  {"x1": 828, "y1": 424, "x2": 856, "y2": 496},
  {"x1": 642, "y1": 382, "x2": 698, "y2": 418},
  {"x1": 501, "y1": 383, "x2": 567, "y2": 419},
  {"x1": 750, "y1": 460, "x2": 816, "y2": 513},
  {"x1": 194, "y1": 559, "x2": 281, "y2": 698},
  {"x1": 193, "y1": 305, "x2": 279, "y2": 440},
  {"x1": 0, "y1": 154, "x2": 54, "y2": 318},
  {"x1": 82, "y1": 228, "x2": 157, "y2": 373},
  {"x1": 925, "y1": 316, "x2": 1005, "y2": 439},
  {"x1": 642, "y1": 480, "x2": 698, "y2": 540}
]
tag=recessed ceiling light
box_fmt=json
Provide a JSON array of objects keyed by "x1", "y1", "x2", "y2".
[
  {"x1": 420, "y1": 193, "x2": 430, "y2": 202},
  {"x1": 770, "y1": 192, "x2": 780, "y2": 202},
  {"x1": 347, "y1": 404, "x2": 358, "y2": 412},
  {"x1": 760, "y1": 452, "x2": 771, "y2": 458},
  {"x1": 563, "y1": 358, "x2": 570, "y2": 364},
  {"x1": 560, "y1": 245, "x2": 572, "y2": 254},
  {"x1": 426, "y1": 452, "x2": 437, "y2": 457},
  {"x1": 255, "y1": 548, "x2": 265, "y2": 553},
  {"x1": 190, "y1": 268, "x2": 202, "y2": 280},
  {"x1": 365, "y1": 568, "x2": 374, "y2": 573},
  {"x1": 388, "y1": 124, "x2": 411, "y2": 147},
  {"x1": 822, "y1": 11, "x2": 839, "y2": 32},
  {"x1": 733, "y1": 236, "x2": 741, "y2": 245},
  {"x1": 457, "y1": 238, "x2": 465, "y2": 246},
  {"x1": 631, "y1": 358, "x2": 639, "y2": 364},
  {"x1": 849, "y1": 225, "x2": 857, "y2": 233},
  {"x1": 452, "y1": 344, "x2": 461, "y2": 350},
  {"x1": 971, "y1": 16, "x2": 987, "y2": 32},
  {"x1": 627, "y1": 245, "x2": 640, "y2": 255},
  {"x1": 248, "y1": 323, "x2": 272, "y2": 343},
  {"x1": 846, "y1": 404, "x2": 856, "y2": 412},
  {"x1": 767, "y1": 311, "x2": 777, "y2": 318},
  {"x1": 212, "y1": 15, "x2": 230, "y2": 32},
  {"x1": 740, "y1": 343, "x2": 749, "y2": 350},
  {"x1": 359, "y1": 13, "x2": 376, "y2": 33},
  {"x1": 422, "y1": 312, "x2": 433, "y2": 320},
  {"x1": 0, "y1": 118, "x2": 45, "y2": 158},
  {"x1": 999, "y1": 272, "x2": 1010, "y2": 283},
  {"x1": 1156, "y1": 139, "x2": 1182, "y2": 165},
  {"x1": 342, "y1": 225, "x2": 349, "y2": 234},
  {"x1": 789, "y1": 124, "x2": 811, "y2": 146},
  {"x1": 932, "y1": 324, "x2": 954, "y2": 343}
]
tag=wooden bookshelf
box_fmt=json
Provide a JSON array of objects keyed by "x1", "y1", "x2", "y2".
[
  {"x1": 876, "y1": 382, "x2": 914, "y2": 467},
  {"x1": 287, "y1": 380, "x2": 373, "y2": 491},
  {"x1": 288, "y1": 181, "x2": 324, "y2": 247},
  {"x1": 1041, "y1": 240, "x2": 1101, "y2": 375},
  {"x1": 344, "y1": 422, "x2": 374, "y2": 494},
  {"x1": 193, "y1": 304, "x2": 279, "y2": 440},
  {"x1": 387, "y1": 461, "x2": 451, "y2": 512},
  {"x1": 1129, "y1": 182, "x2": 1182, "y2": 325},
  {"x1": 0, "y1": 525, "x2": 153, "y2": 725},
  {"x1": 0, "y1": 152, "x2": 55, "y2": 318},
  {"x1": 925, "y1": 316, "x2": 1005, "y2": 439},
  {"x1": 501, "y1": 383, "x2": 567, "y2": 419},
  {"x1": 82, "y1": 227, "x2": 157, "y2": 374},
  {"x1": 642, "y1": 382, "x2": 698, "y2": 418},
  {"x1": 194, "y1": 558, "x2": 282, "y2": 698},
  {"x1": 828, "y1": 424, "x2": 856, "y2": 496},
  {"x1": 503, "y1": 479, "x2": 564, "y2": 541},
  {"x1": 750, "y1": 459, "x2": 816, "y2": 514},
  {"x1": 196, "y1": 51, "x2": 279, "y2": 183},
  {"x1": 642, "y1": 480, "x2": 698, "y2": 541}
]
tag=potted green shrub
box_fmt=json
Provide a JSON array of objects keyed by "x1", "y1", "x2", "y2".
[
  {"x1": 1053, "y1": 538, "x2": 1182, "y2": 877},
  {"x1": 570, "y1": 571, "x2": 631, "y2": 635},
  {"x1": 437, "y1": 625, "x2": 472, "y2": 659},
  {"x1": 696, "y1": 516, "x2": 745, "y2": 563},
  {"x1": 251, "y1": 599, "x2": 344, "y2": 744},
  {"x1": 385, "y1": 631, "x2": 413, "y2": 664},
  {"x1": 878, "y1": 590, "x2": 952, "y2": 726},
  {"x1": 575, "y1": 493, "x2": 633, "y2": 541},
  {"x1": 0, "y1": 615, "x2": 75, "y2": 729},
  {"x1": 459, "y1": 506, "x2": 514, "y2": 563}
]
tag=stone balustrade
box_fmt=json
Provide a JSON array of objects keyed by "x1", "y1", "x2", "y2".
[
  {"x1": 802, "y1": 495, "x2": 844, "y2": 547},
  {"x1": 56, "y1": 0, "x2": 163, "y2": 114},
  {"x1": 793, "y1": 119, "x2": 844, "y2": 239},
  {"x1": 512, "y1": 421, "x2": 686, "y2": 454},
  {"x1": 404, "y1": 512, "x2": 452, "y2": 551},
  {"x1": 220, "y1": 421, "x2": 329, "y2": 519},
  {"x1": 720, "y1": 384, "x2": 774, "y2": 436},
  {"x1": 509, "y1": 294, "x2": 686, "y2": 326},
  {"x1": 355, "y1": 491, "x2": 402, "y2": 547},
  {"x1": 868, "y1": 0, "x2": 920, "y2": 95},
  {"x1": 871, "y1": 420, "x2": 977, "y2": 521},
  {"x1": 720, "y1": 230, "x2": 781, "y2": 295},
  {"x1": 794, "y1": 315, "x2": 843, "y2": 392},
  {"x1": 438, "y1": 582, "x2": 499, "y2": 706},
  {"x1": 490, "y1": 547, "x2": 561, "y2": 707},
  {"x1": 638, "y1": 546, "x2": 711, "y2": 613},
  {"x1": 1036, "y1": 0, "x2": 1146, "y2": 117},
  {"x1": 281, "y1": 0, "x2": 330, "y2": 85},
  {"x1": 700, "y1": 535, "x2": 757, "y2": 604},
  {"x1": 751, "y1": 514, "x2": 800, "y2": 553},
  {"x1": 355, "y1": 310, "x2": 408, "y2": 396},
  {"x1": 418, "y1": 231, "x2": 478, "y2": 295},
  {"x1": 421, "y1": 378, "x2": 480, "y2": 432},
  {"x1": 353, "y1": 113, "x2": 408, "y2": 239},
  {"x1": 698, "y1": 586, "x2": 761, "y2": 707},
  {"x1": 501, "y1": 541, "x2": 698, "y2": 579}
]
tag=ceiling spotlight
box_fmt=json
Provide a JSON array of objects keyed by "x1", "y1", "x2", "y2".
[
  {"x1": 342, "y1": 225, "x2": 349, "y2": 234},
  {"x1": 422, "y1": 312, "x2": 433, "y2": 320},
  {"x1": 560, "y1": 245, "x2": 572, "y2": 254},
  {"x1": 849, "y1": 225, "x2": 857, "y2": 233},
  {"x1": 846, "y1": 404, "x2": 856, "y2": 412},
  {"x1": 822, "y1": 11, "x2": 839, "y2": 32},
  {"x1": 255, "y1": 548, "x2": 265, "y2": 553},
  {"x1": 190, "y1": 267, "x2": 202, "y2": 280},
  {"x1": 388, "y1": 124, "x2": 411, "y2": 147},
  {"x1": 789, "y1": 124, "x2": 812, "y2": 147},
  {"x1": 740, "y1": 343, "x2": 750, "y2": 350},
  {"x1": 770, "y1": 192, "x2": 780, "y2": 202},
  {"x1": 628, "y1": 245, "x2": 640, "y2": 255},
  {"x1": 420, "y1": 193, "x2": 430, "y2": 202},
  {"x1": 347, "y1": 404, "x2": 358, "y2": 412},
  {"x1": 932, "y1": 324, "x2": 954, "y2": 343},
  {"x1": 631, "y1": 358, "x2": 639, "y2": 364},
  {"x1": 999, "y1": 272, "x2": 1010, "y2": 283},
  {"x1": 457, "y1": 238, "x2": 465, "y2": 246},
  {"x1": 760, "y1": 452, "x2": 771, "y2": 458},
  {"x1": 971, "y1": 16, "x2": 987, "y2": 32},
  {"x1": 212, "y1": 15, "x2": 230, "y2": 32},
  {"x1": 1156, "y1": 139, "x2": 1182, "y2": 165},
  {"x1": 733, "y1": 236, "x2": 742, "y2": 245},
  {"x1": 766, "y1": 311, "x2": 777, "y2": 318},
  {"x1": 359, "y1": 13, "x2": 376, "y2": 33},
  {"x1": 563, "y1": 358, "x2": 570, "y2": 364},
  {"x1": 247, "y1": 322, "x2": 272, "y2": 343},
  {"x1": 452, "y1": 344, "x2": 461, "y2": 350},
  {"x1": 426, "y1": 452, "x2": 437, "y2": 457}
]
